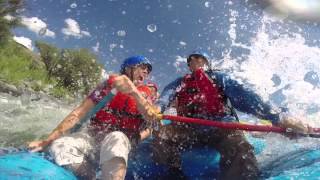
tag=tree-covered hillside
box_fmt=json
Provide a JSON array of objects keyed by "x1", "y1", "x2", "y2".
[{"x1": 0, "y1": 0, "x2": 104, "y2": 99}]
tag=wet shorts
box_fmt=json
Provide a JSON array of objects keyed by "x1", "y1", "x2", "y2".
[{"x1": 49, "y1": 130, "x2": 132, "y2": 166}]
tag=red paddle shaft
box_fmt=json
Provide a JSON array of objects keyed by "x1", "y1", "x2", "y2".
[{"x1": 163, "y1": 115, "x2": 320, "y2": 134}]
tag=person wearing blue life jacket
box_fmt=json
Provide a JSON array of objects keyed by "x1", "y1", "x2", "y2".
[
  {"x1": 152, "y1": 50, "x2": 311, "y2": 180},
  {"x1": 28, "y1": 56, "x2": 161, "y2": 180}
]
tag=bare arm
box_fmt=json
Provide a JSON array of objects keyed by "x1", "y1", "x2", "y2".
[
  {"x1": 130, "y1": 91, "x2": 161, "y2": 121},
  {"x1": 112, "y1": 75, "x2": 162, "y2": 122},
  {"x1": 28, "y1": 98, "x2": 95, "y2": 152},
  {"x1": 46, "y1": 98, "x2": 95, "y2": 142}
]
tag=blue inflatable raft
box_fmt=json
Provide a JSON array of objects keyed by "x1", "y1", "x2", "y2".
[{"x1": 0, "y1": 135, "x2": 320, "y2": 180}]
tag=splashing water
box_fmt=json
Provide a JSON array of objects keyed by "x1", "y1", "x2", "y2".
[
  {"x1": 204, "y1": 2, "x2": 211, "y2": 8},
  {"x1": 147, "y1": 24, "x2": 157, "y2": 33},
  {"x1": 70, "y1": 3, "x2": 77, "y2": 9},
  {"x1": 1, "y1": 1, "x2": 320, "y2": 178},
  {"x1": 117, "y1": 30, "x2": 126, "y2": 37},
  {"x1": 215, "y1": 7, "x2": 320, "y2": 175},
  {"x1": 217, "y1": 10, "x2": 320, "y2": 126},
  {"x1": 0, "y1": 93, "x2": 75, "y2": 147}
]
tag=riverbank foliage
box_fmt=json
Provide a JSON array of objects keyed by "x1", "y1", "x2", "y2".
[{"x1": 0, "y1": 0, "x2": 103, "y2": 98}]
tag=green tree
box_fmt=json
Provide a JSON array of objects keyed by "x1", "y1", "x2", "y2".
[
  {"x1": 35, "y1": 41, "x2": 60, "y2": 78},
  {"x1": 35, "y1": 41, "x2": 103, "y2": 96},
  {"x1": 57, "y1": 48, "x2": 103, "y2": 95},
  {"x1": 0, "y1": 0, "x2": 24, "y2": 45}
]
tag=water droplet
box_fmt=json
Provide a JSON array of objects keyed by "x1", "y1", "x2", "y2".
[
  {"x1": 38, "y1": 27, "x2": 47, "y2": 36},
  {"x1": 70, "y1": 3, "x2": 77, "y2": 8},
  {"x1": 109, "y1": 44, "x2": 117, "y2": 51},
  {"x1": 117, "y1": 30, "x2": 126, "y2": 37},
  {"x1": 147, "y1": 24, "x2": 157, "y2": 32},
  {"x1": 286, "y1": 128, "x2": 293, "y2": 133},
  {"x1": 304, "y1": 71, "x2": 319, "y2": 86},
  {"x1": 204, "y1": 2, "x2": 210, "y2": 8},
  {"x1": 242, "y1": 154, "x2": 248, "y2": 159},
  {"x1": 179, "y1": 41, "x2": 187, "y2": 46}
]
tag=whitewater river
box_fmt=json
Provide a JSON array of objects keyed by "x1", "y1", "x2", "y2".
[
  {"x1": 1, "y1": 1, "x2": 320, "y2": 178},
  {"x1": 0, "y1": 92, "x2": 76, "y2": 148}
]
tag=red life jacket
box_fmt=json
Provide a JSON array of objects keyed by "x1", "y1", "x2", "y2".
[
  {"x1": 176, "y1": 69, "x2": 226, "y2": 118},
  {"x1": 90, "y1": 85, "x2": 152, "y2": 135}
]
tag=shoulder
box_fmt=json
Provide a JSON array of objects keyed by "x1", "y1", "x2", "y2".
[
  {"x1": 87, "y1": 79, "x2": 110, "y2": 104},
  {"x1": 206, "y1": 70, "x2": 227, "y2": 78},
  {"x1": 163, "y1": 76, "x2": 184, "y2": 90},
  {"x1": 206, "y1": 70, "x2": 231, "y2": 84}
]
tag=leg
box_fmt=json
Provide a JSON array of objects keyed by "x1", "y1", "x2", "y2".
[
  {"x1": 49, "y1": 131, "x2": 96, "y2": 179},
  {"x1": 152, "y1": 126, "x2": 187, "y2": 179},
  {"x1": 99, "y1": 131, "x2": 131, "y2": 180},
  {"x1": 101, "y1": 157, "x2": 127, "y2": 180},
  {"x1": 152, "y1": 137, "x2": 182, "y2": 168},
  {"x1": 214, "y1": 130, "x2": 259, "y2": 180},
  {"x1": 152, "y1": 124, "x2": 185, "y2": 169},
  {"x1": 66, "y1": 161, "x2": 96, "y2": 180}
]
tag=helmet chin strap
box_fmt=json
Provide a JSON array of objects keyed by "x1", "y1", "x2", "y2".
[
  {"x1": 130, "y1": 67, "x2": 134, "y2": 82},
  {"x1": 124, "y1": 66, "x2": 135, "y2": 82}
]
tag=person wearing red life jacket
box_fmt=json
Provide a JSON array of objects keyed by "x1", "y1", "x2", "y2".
[
  {"x1": 152, "y1": 51, "x2": 311, "y2": 180},
  {"x1": 28, "y1": 55, "x2": 160, "y2": 180}
]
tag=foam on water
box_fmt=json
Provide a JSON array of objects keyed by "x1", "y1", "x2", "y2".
[
  {"x1": 0, "y1": 93, "x2": 75, "y2": 147},
  {"x1": 218, "y1": 11, "x2": 320, "y2": 125},
  {"x1": 214, "y1": 8, "x2": 320, "y2": 169}
]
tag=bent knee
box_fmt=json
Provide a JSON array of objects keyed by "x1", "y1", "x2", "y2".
[
  {"x1": 49, "y1": 137, "x2": 87, "y2": 166},
  {"x1": 100, "y1": 131, "x2": 131, "y2": 166},
  {"x1": 101, "y1": 157, "x2": 127, "y2": 180}
]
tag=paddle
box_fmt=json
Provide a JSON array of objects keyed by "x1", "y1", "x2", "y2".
[
  {"x1": 71, "y1": 88, "x2": 117, "y2": 133},
  {"x1": 69, "y1": 77, "x2": 320, "y2": 138},
  {"x1": 161, "y1": 114, "x2": 320, "y2": 138},
  {"x1": 27, "y1": 87, "x2": 117, "y2": 153}
]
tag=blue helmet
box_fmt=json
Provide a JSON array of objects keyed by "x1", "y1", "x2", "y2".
[
  {"x1": 120, "y1": 55, "x2": 152, "y2": 74},
  {"x1": 187, "y1": 50, "x2": 210, "y2": 64}
]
